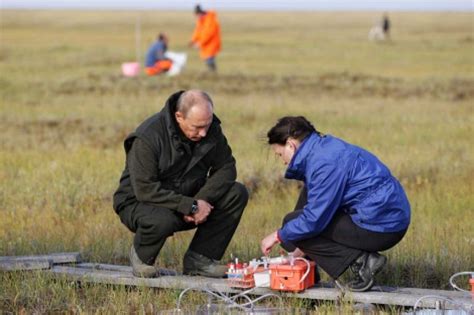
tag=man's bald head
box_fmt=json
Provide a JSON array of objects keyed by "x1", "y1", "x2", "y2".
[
  {"x1": 176, "y1": 90, "x2": 214, "y2": 118},
  {"x1": 175, "y1": 90, "x2": 214, "y2": 142}
]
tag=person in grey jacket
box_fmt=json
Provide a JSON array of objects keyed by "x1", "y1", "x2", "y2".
[{"x1": 113, "y1": 90, "x2": 248, "y2": 278}]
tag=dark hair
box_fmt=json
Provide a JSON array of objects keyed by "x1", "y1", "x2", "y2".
[
  {"x1": 194, "y1": 4, "x2": 205, "y2": 14},
  {"x1": 267, "y1": 116, "x2": 317, "y2": 145}
]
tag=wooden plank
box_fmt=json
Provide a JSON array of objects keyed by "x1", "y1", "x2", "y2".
[
  {"x1": 48, "y1": 263, "x2": 473, "y2": 310},
  {"x1": 75, "y1": 263, "x2": 179, "y2": 276},
  {"x1": 0, "y1": 252, "x2": 81, "y2": 264},
  {"x1": 0, "y1": 253, "x2": 81, "y2": 271},
  {"x1": 337, "y1": 288, "x2": 472, "y2": 310},
  {"x1": 0, "y1": 259, "x2": 52, "y2": 271},
  {"x1": 49, "y1": 264, "x2": 233, "y2": 292}
]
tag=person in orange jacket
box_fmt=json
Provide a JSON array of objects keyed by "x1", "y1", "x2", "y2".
[{"x1": 189, "y1": 4, "x2": 221, "y2": 72}]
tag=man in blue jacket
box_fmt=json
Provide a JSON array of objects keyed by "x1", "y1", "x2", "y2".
[
  {"x1": 261, "y1": 116, "x2": 410, "y2": 292},
  {"x1": 145, "y1": 33, "x2": 172, "y2": 76}
]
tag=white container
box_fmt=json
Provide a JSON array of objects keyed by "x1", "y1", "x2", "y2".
[
  {"x1": 164, "y1": 51, "x2": 187, "y2": 76},
  {"x1": 253, "y1": 270, "x2": 270, "y2": 288}
]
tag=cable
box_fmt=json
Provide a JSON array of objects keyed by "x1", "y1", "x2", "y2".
[
  {"x1": 413, "y1": 295, "x2": 472, "y2": 314},
  {"x1": 227, "y1": 293, "x2": 283, "y2": 310},
  {"x1": 294, "y1": 257, "x2": 311, "y2": 285},
  {"x1": 176, "y1": 284, "x2": 282, "y2": 312},
  {"x1": 449, "y1": 271, "x2": 473, "y2": 294},
  {"x1": 410, "y1": 271, "x2": 474, "y2": 314}
]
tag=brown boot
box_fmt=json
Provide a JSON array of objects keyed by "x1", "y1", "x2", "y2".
[{"x1": 129, "y1": 246, "x2": 158, "y2": 278}]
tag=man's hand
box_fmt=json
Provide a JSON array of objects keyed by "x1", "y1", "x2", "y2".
[
  {"x1": 261, "y1": 231, "x2": 279, "y2": 256},
  {"x1": 188, "y1": 41, "x2": 199, "y2": 49},
  {"x1": 191, "y1": 199, "x2": 213, "y2": 225},
  {"x1": 183, "y1": 215, "x2": 195, "y2": 223}
]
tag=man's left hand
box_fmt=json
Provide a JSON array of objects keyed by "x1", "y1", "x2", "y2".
[
  {"x1": 191, "y1": 199, "x2": 213, "y2": 225},
  {"x1": 183, "y1": 215, "x2": 195, "y2": 223}
]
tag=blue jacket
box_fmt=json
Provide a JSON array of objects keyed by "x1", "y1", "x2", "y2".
[
  {"x1": 145, "y1": 40, "x2": 167, "y2": 67},
  {"x1": 278, "y1": 132, "x2": 410, "y2": 243}
]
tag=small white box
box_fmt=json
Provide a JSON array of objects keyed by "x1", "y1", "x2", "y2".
[{"x1": 253, "y1": 271, "x2": 270, "y2": 288}]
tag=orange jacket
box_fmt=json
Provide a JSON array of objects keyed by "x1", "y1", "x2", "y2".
[{"x1": 191, "y1": 11, "x2": 221, "y2": 59}]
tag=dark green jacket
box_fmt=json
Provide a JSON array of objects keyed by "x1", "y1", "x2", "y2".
[{"x1": 113, "y1": 91, "x2": 237, "y2": 215}]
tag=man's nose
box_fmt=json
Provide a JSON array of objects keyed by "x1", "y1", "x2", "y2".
[{"x1": 198, "y1": 129, "x2": 207, "y2": 138}]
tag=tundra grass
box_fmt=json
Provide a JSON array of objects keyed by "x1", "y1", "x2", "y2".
[{"x1": 0, "y1": 10, "x2": 473, "y2": 313}]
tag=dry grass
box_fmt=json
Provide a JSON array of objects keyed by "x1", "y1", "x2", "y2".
[{"x1": 0, "y1": 9, "x2": 473, "y2": 313}]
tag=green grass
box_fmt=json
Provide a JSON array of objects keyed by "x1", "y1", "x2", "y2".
[{"x1": 0, "y1": 9, "x2": 473, "y2": 313}]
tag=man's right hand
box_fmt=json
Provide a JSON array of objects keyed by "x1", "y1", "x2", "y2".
[
  {"x1": 188, "y1": 41, "x2": 199, "y2": 49},
  {"x1": 192, "y1": 199, "x2": 213, "y2": 225}
]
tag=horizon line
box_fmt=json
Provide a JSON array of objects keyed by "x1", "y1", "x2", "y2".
[{"x1": 2, "y1": 7, "x2": 472, "y2": 12}]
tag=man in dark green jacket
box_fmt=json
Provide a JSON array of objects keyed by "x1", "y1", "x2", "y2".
[{"x1": 113, "y1": 90, "x2": 248, "y2": 278}]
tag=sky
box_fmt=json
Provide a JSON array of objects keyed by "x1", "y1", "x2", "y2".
[{"x1": 2, "y1": 0, "x2": 473, "y2": 11}]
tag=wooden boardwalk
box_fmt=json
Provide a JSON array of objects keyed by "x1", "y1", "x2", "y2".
[
  {"x1": 47, "y1": 263, "x2": 473, "y2": 310},
  {"x1": 0, "y1": 252, "x2": 82, "y2": 271},
  {"x1": 1, "y1": 253, "x2": 472, "y2": 311}
]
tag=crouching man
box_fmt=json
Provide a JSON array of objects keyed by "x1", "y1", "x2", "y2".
[{"x1": 113, "y1": 89, "x2": 248, "y2": 278}]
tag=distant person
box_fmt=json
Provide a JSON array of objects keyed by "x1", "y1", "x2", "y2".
[
  {"x1": 260, "y1": 116, "x2": 411, "y2": 292},
  {"x1": 382, "y1": 13, "x2": 391, "y2": 40},
  {"x1": 368, "y1": 14, "x2": 391, "y2": 42},
  {"x1": 145, "y1": 33, "x2": 172, "y2": 76},
  {"x1": 113, "y1": 90, "x2": 248, "y2": 278},
  {"x1": 189, "y1": 4, "x2": 221, "y2": 72},
  {"x1": 145, "y1": 33, "x2": 188, "y2": 76}
]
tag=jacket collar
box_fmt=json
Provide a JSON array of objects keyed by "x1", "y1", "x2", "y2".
[
  {"x1": 285, "y1": 132, "x2": 320, "y2": 181},
  {"x1": 162, "y1": 90, "x2": 184, "y2": 140}
]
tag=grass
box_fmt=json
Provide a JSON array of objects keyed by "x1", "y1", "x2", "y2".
[{"x1": 0, "y1": 9, "x2": 473, "y2": 313}]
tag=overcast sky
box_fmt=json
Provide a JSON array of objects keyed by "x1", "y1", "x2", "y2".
[{"x1": 2, "y1": 0, "x2": 473, "y2": 11}]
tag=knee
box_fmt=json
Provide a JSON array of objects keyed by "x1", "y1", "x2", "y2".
[
  {"x1": 137, "y1": 213, "x2": 175, "y2": 238},
  {"x1": 216, "y1": 182, "x2": 249, "y2": 219},
  {"x1": 228, "y1": 182, "x2": 249, "y2": 208}
]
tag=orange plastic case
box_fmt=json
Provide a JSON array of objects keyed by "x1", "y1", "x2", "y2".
[
  {"x1": 269, "y1": 260, "x2": 316, "y2": 292},
  {"x1": 470, "y1": 277, "x2": 474, "y2": 299}
]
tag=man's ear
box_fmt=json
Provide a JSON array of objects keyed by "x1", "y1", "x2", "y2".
[{"x1": 175, "y1": 111, "x2": 184, "y2": 123}]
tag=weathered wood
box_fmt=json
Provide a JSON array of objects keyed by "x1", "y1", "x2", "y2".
[
  {"x1": 0, "y1": 252, "x2": 82, "y2": 264},
  {"x1": 76, "y1": 263, "x2": 179, "y2": 276},
  {"x1": 334, "y1": 287, "x2": 472, "y2": 310},
  {"x1": 0, "y1": 259, "x2": 52, "y2": 271},
  {"x1": 0, "y1": 252, "x2": 82, "y2": 271},
  {"x1": 48, "y1": 263, "x2": 473, "y2": 310},
  {"x1": 49, "y1": 264, "x2": 230, "y2": 292}
]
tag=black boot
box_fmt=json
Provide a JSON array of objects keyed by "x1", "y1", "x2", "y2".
[
  {"x1": 347, "y1": 252, "x2": 386, "y2": 292},
  {"x1": 314, "y1": 265, "x2": 321, "y2": 284}
]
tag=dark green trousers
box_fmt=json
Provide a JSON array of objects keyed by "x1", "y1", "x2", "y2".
[{"x1": 118, "y1": 182, "x2": 248, "y2": 265}]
